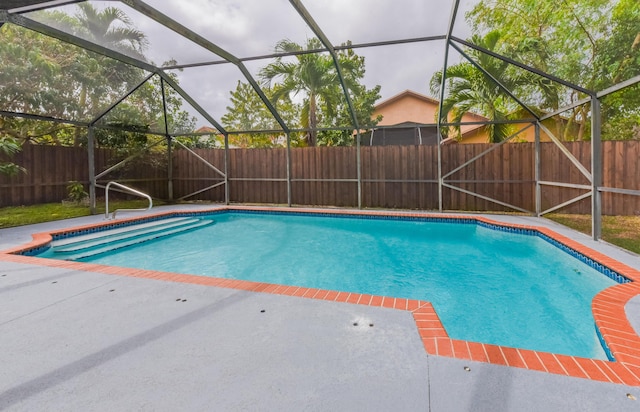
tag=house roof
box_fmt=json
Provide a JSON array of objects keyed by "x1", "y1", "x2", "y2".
[
  {"x1": 195, "y1": 126, "x2": 220, "y2": 134},
  {"x1": 374, "y1": 90, "x2": 440, "y2": 110}
]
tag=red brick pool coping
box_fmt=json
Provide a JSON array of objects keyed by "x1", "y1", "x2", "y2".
[{"x1": 2, "y1": 206, "x2": 640, "y2": 386}]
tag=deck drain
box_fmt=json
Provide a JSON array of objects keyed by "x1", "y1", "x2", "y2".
[
  {"x1": 353, "y1": 322, "x2": 358, "y2": 326},
  {"x1": 51, "y1": 281, "x2": 57, "y2": 284},
  {"x1": 260, "y1": 309, "x2": 266, "y2": 313},
  {"x1": 369, "y1": 323, "x2": 374, "y2": 327},
  {"x1": 109, "y1": 289, "x2": 115, "y2": 292},
  {"x1": 627, "y1": 393, "x2": 636, "y2": 400},
  {"x1": 176, "y1": 298, "x2": 181, "y2": 301},
  {"x1": 464, "y1": 366, "x2": 471, "y2": 372},
  {"x1": 182, "y1": 299, "x2": 187, "y2": 302},
  {"x1": 1, "y1": 274, "x2": 6, "y2": 277}
]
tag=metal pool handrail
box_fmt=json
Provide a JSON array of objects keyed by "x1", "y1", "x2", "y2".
[{"x1": 105, "y1": 181, "x2": 153, "y2": 220}]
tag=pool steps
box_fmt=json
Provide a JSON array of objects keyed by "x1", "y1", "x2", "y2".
[{"x1": 50, "y1": 217, "x2": 214, "y2": 260}]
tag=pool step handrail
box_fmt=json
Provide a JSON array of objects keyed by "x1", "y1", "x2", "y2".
[{"x1": 105, "y1": 181, "x2": 152, "y2": 220}]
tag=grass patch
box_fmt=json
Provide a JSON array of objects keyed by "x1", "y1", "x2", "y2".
[
  {"x1": 547, "y1": 213, "x2": 640, "y2": 254},
  {"x1": 0, "y1": 200, "x2": 164, "y2": 229}
]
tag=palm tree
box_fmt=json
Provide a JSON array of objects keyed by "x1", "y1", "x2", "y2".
[
  {"x1": 74, "y1": 3, "x2": 148, "y2": 59},
  {"x1": 259, "y1": 38, "x2": 340, "y2": 147},
  {"x1": 70, "y1": 3, "x2": 149, "y2": 145},
  {"x1": 0, "y1": 136, "x2": 25, "y2": 176},
  {"x1": 430, "y1": 31, "x2": 528, "y2": 143}
]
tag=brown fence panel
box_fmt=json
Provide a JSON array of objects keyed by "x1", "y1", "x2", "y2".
[
  {"x1": 600, "y1": 140, "x2": 640, "y2": 215},
  {"x1": 3, "y1": 141, "x2": 640, "y2": 215},
  {"x1": 0, "y1": 145, "x2": 92, "y2": 207},
  {"x1": 440, "y1": 143, "x2": 535, "y2": 212},
  {"x1": 172, "y1": 147, "x2": 226, "y2": 202},
  {"x1": 290, "y1": 147, "x2": 358, "y2": 207},
  {"x1": 227, "y1": 148, "x2": 288, "y2": 205}
]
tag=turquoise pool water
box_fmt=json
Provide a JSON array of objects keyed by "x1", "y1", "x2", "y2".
[{"x1": 42, "y1": 211, "x2": 617, "y2": 359}]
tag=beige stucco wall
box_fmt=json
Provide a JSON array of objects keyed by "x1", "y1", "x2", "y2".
[{"x1": 373, "y1": 94, "x2": 438, "y2": 126}]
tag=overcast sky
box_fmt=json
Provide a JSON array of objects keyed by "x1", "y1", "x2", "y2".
[{"x1": 30, "y1": 0, "x2": 477, "y2": 129}]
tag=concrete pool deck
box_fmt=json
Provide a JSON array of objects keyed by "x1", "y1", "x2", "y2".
[{"x1": 1, "y1": 205, "x2": 640, "y2": 411}]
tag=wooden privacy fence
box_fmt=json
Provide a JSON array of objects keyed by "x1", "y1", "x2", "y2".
[{"x1": 2, "y1": 141, "x2": 640, "y2": 215}]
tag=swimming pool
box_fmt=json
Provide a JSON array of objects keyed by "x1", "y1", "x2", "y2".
[{"x1": 34, "y1": 209, "x2": 624, "y2": 360}]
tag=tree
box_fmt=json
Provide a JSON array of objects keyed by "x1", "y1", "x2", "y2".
[
  {"x1": 259, "y1": 38, "x2": 337, "y2": 146},
  {"x1": 259, "y1": 39, "x2": 380, "y2": 147},
  {"x1": 73, "y1": 3, "x2": 147, "y2": 59},
  {"x1": 465, "y1": 0, "x2": 639, "y2": 140},
  {"x1": 1, "y1": 7, "x2": 196, "y2": 150},
  {"x1": 595, "y1": 0, "x2": 640, "y2": 140},
  {"x1": 430, "y1": 31, "x2": 530, "y2": 142},
  {"x1": 0, "y1": 8, "x2": 149, "y2": 146},
  {"x1": 316, "y1": 45, "x2": 382, "y2": 146},
  {"x1": 69, "y1": 3, "x2": 149, "y2": 146},
  {"x1": 221, "y1": 81, "x2": 301, "y2": 148},
  {"x1": 0, "y1": 21, "x2": 83, "y2": 123},
  {"x1": 94, "y1": 73, "x2": 196, "y2": 149}
]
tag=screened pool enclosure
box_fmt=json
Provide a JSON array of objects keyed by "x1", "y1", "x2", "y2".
[{"x1": 1, "y1": 0, "x2": 640, "y2": 240}]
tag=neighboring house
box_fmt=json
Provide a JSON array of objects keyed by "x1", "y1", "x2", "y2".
[
  {"x1": 194, "y1": 126, "x2": 224, "y2": 147},
  {"x1": 363, "y1": 90, "x2": 490, "y2": 146},
  {"x1": 365, "y1": 89, "x2": 564, "y2": 145}
]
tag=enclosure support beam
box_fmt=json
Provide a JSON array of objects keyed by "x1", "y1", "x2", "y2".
[
  {"x1": 538, "y1": 123, "x2": 592, "y2": 181},
  {"x1": 540, "y1": 192, "x2": 592, "y2": 216},
  {"x1": 450, "y1": 42, "x2": 540, "y2": 120},
  {"x1": 591, "y1": 96, "x2": 602, "y2": 240},
  {"x1": 540, "y1": 97, "x2": 591, "y2": 122},
  {"x1": 10, "y1": 11, "x2": 229, "y2": 138},
  {"x1": 10, "y1": 13, "x2": 158, "y2": 73},
  {"x1": 87, "y1": 126, "x2": 96, "y2": 215},
  {"x1": 164, "y1": 35, "x2": 447, "y2": 71},
  {"x1": 597, "y1": 74, "x2": 640, "y2": 98},
  {"x1": 7, "y1": 1, "x2": 83, "y2": 14},
  {"x1": 442, "y1": 124, "x2": 532, "y2": 180},
  {"x1": 451, "y1": 36, "x2": 592, "y2": 95},
  {"x1": 167, "y1": 139, "x2": 173, "y2": 201},
  {"x1": 442, "y1": 182, "x2": 531, "y2": 214},
  {"x1": 286, "y1": 132, "x2": 292, "y2": 207},
  {"x1": 436, "y1": 0, "x2": 460, "y2": 212},
  {"x1": 125, "y1": 0, "x2": 288, "y2": 134},
  {"x1": 90, "y1": 73, "x2": 155, "y2": 126},
  {"x1": 173, "y1": 140, "x2": 225, "y2": 177},
  {"x1": 535, "y1": 122, "x2": 541, "y2": 216},
  {"x1": 0, "y1": 110, "x2": 87, "y2": 127},
  {"x1": 356, "y1": 131, "x2": 362, "y2": 209},
  {"x1": 161, "y1": 77, "x2": 173, "y2": 201},
  {"x1": 95, "y1": 137, "x2": 166, "y2": 180},
  {"x1": 224, "y1": 134, "x2": 230, "y2": 205},
  {"x1": 158, "y1": 72, "x2": 227, "y2": 135},
  {"x1": 289, "y1": 0, "x2": 360, "y2": 132}
]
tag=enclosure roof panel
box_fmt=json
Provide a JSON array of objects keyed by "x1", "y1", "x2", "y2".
[{"x1": 2, "y1": 0, "x2": 639, "y2": 138}]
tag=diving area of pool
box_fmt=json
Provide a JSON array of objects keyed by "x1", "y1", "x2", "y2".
[{"x1": 1, "y1": 205, "x2": 640, "y2": 410}]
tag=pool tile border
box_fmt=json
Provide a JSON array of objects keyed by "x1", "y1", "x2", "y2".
[{"x1": 2, "y1": 205, "x2": 640, "y2": 386}]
